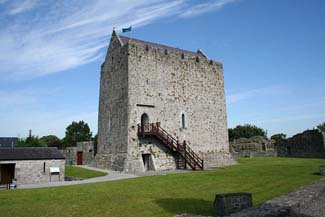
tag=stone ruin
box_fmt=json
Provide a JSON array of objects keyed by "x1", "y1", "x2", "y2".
[
  {"x1": 230, "y1": 136, "x2": 276, "y2": 157},
  {"x1": 230, "y1": 130, "x2": 325, "y2": 159},
  {"x1": 276, "y1": 130, "x2": 325, "y2": 158}
]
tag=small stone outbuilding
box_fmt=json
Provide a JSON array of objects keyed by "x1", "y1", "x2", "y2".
[
  {"x1": 0, "y1": 147, "x2": 65, "y2": 185},
  {"x1": 61, "y1": 141, "x2": 95, "y2": 165}
]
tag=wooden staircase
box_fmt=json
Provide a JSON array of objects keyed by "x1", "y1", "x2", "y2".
[{"x1": 137, "y1": 122, "x2": 204, "y2": 170}]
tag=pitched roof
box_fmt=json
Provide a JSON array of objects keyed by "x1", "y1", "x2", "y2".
[
  {"x1": 119, "y1": 35, "x2": 199, "y2": 56},
  {"x1": 0, "y1": 137, "x2": 18, "y2": 148},
  {"x1": 0, "y1": 147, "x2": 65, "y2": 161}
]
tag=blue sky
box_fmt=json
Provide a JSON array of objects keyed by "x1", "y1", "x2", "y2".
[{"x1": 0, "y1": 0, "x2": 324, "y2": 138}]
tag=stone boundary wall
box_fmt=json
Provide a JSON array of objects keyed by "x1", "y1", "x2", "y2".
[
  {"x1": 176, "y1": 179, "x2": 325, "y2": 217},
  {"x1": 230, "y1": 136, "x2": 276, "y2": 157},
  {"x1": 276, "y1": 130, "x2": 325, "y2": 158},
  {"x1": 230, "y1": 179, "x2": 325, "y2": 216}
]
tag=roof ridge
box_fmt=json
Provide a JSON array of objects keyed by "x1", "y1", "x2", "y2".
[{"x1": 119, "y1": 35, "x2": 199, "y2": 56}]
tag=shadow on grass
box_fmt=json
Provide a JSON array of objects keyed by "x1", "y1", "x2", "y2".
[
  {"x1": 155, "y1": 198, "x2": 213, "y2": 216},
  {"x1": 312, "y1": 172, "x2": 321, "y2": 176}
]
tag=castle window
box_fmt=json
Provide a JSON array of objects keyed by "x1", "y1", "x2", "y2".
[
  {"x1": 111, "y1": 56, "x2": 114, "y2": 63},
  {"x1": 181, "y1": 53, "x2": 185, "y2": 59},
  {"x1": 180, "y1": 111, "x2": 187, "y2": 129},
  {"x1": 43, "y1": 162, "x2": 46, "y2": 173},
  {"x1": 210, "y1": 60, "x2": 213, "y2": 65},
  {"x1": 196, "y1": 56, "x2": 200, "y2": 63},
  {"x1": 145, "y1": 45, "x2": 149, "y2": 51},
  {"x1": 164, "y1": 49, "x2": 168, "y2": 55},
  {"x1": 108, "y1": 116, "x2": 111, "y2": 131}
]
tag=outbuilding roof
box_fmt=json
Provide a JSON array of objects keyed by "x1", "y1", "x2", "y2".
[
  {"x1": 0, "y1": 137, "x2": 18, "y2": 147},
  {"x1": 0, "y1": 147, "x2": 65, "y2": 161}
]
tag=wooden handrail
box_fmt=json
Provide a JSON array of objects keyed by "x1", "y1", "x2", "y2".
[{"x1": 138, "y1": 122, "x2": 204, "y2": 170}]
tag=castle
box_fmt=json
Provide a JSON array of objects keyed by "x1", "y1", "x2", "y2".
[{"x1": 92, "y1": 30, "x2": 235, "y2": 172}]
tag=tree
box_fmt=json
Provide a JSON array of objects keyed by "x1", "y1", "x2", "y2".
[
  {"x1": 271, "y1": 133, "x2": 286, "y2": 141},
  {"x1": 17, "y1": 134, "x2": 45, "y2": 147},
  {"x1": 40, "y1": 135, "x2": 64, "y2": 149},
  {"x1": 228, "y1": 124, "x2": 267, "y2": 141},
  {"x1": 316, "y1": 122, "x2": 325, "y2": 132},
  {"x1": 63, "y1": 121, "x2": 92, "y2": 146}
]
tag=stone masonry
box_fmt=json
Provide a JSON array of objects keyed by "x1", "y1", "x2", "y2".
[
  {"x1": 61, "y1": 141, "x2": 94, "y2": 165},
  {"x1": 231, "y1": 136, "x2": 277, "y2": 157},
  {"x1": 93, "y1": 30, "x2": 235, "y2": 172},
  {"x1": 276, "y1": 130, "x2": 325, "y2": 158}
]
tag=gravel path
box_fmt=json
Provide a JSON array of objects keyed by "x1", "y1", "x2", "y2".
[{"x1": 18, "y1": 165, "x2": 138, "y2": 189}]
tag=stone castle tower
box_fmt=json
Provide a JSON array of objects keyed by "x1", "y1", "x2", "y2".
[{"x1": 93, "y1": 30, "x2": 235, "y2": 172}]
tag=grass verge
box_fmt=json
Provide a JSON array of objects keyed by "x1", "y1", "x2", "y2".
[
  {"x1": 65, "y1": 166, "x2": 107, "y2": 179},
  {"x1": 0, "y1": 157, "x2": 324, "y2": 217}
]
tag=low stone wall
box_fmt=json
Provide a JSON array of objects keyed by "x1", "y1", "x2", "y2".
[
  {"x1": 176, "y1": 179, "x2": 325, "y2": 217},
  {"x1": 64, "y1": 176, "x2": 84, "y2": 181},
  {"x1": 230, "y1": 136, "x2": 276, "y2": 157},
  {"x1": 230, "y1": 179, "x2": 325, "y2": 217},
  {"x1": 276, "y1": 130, "x2": 325, "y2": 158},
  {"x1": 214, "y1": 193, "x2": 252, "y2": 216},
  {"x1": 321, "y1": 166, "x2": 325, "y2": 176}
]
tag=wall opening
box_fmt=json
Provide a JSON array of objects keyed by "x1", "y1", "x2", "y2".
[
  {"x1": 141, "y1": 113, "x2": 149, "y2": 126},
  {"x1": 142, "y1": 154, "x2": 154, "y2": 171},
  {"x1": 0, "y1": 164, "x2": 15, "y2": 184},
  {"x1": 287, "y1": 147, "x2": 291, "y2": 155},
  {"x1": 180, "y1": 112, "x2": 187, "y2": 129},
  {"x1": 262, "y1": 143, "x2": 266, "y2": 152}
]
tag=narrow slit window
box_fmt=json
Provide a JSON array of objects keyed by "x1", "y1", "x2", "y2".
[
  {"x1": 43, "y1": 162, "x2": 46, "y2": 173},
  {"x1": 180, "y1": 112, "x2": 187, "y2": 129}
]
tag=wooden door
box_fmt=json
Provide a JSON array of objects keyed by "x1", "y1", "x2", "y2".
[
  {"x1": 0, "y1": 164, "x2": 15, "y2": 184},
  {"x1": 77, "y1": 152, "x2": 83, "y2": 165}
]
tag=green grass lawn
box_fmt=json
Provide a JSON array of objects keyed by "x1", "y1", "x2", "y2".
[
  {"x1": 65, "y1": 166, "x2": 107, "y2": 179},
  {"x1": 1, "y1": 157, "x2": 324, "y2": 217}
]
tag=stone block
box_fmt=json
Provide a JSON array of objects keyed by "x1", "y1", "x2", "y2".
[
  {"x1": 214, "y1": 192, "x2": 252, "y2": 216},
  {"x1": 320, "y1": 166, "x2": 325, "y2": 176}
]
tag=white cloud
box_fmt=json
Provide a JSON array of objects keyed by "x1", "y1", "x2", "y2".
[
  {"x1": 7, "y1": 0, "x2": 39, "y2": 15},
  {"x1": 180, "y1": 0, "x2": 239, "y2": 18},
  {"x1": 0, "y1": 87, "x2": 97, "y2": 138},
  {"x1": 226, "y1": 86, "x2": 284, "y2": 104},
  {"x1": 0, "y1": 0, "x2": 239, "y2": 80}
]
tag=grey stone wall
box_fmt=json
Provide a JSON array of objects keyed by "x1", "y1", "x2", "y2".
[
  {"x1": 93, "y1": 31, "x2": 129, "y2": 171},
  {"x1": 230, "y1": 179, "x2": 325, "y2": 217},
  {"x1": 0, "y1": 159, "x2": 65, "y2": 185},
  {"x1": 231, "y1": 136, "x2": 276, "y2": 157},
  {"x1": 94, "y1": 31, "x2": 235, "y2": 172},
  {"x1": 276, "y1": 130, "x2": 325, "y2": 158}
]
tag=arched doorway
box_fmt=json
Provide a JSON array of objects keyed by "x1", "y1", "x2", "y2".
[{"x1": 141, "y1": 113, "x2": 149, "y2": 126}]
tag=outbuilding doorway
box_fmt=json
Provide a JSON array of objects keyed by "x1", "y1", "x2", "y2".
[
  {"x1": 0, "y1": 164, "x2": 15, "y2": 184},
  {"x1": 77, "y1": 151, "x2": 83, "y2": 165}
]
